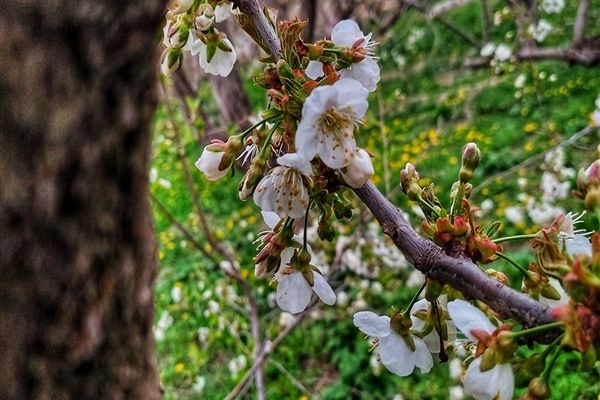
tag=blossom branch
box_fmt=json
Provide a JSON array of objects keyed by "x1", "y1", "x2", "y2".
[
  {"x1": 353, "y1": 182, "x2": 558, "y2": 339},
  {"x1": 233, "y1": 0, "x2": 561, "y2": 341}
]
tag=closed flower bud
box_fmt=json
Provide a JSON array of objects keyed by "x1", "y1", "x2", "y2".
[
  {"x1": 400, "y1": 163, "x2": 422, "y2": 201},
  {"x1": 239, "y1": 158, "x2": 267, "y2": 200},
  {"x1": 161, "y1": 48, "x2": 183, "y2": 75},
  {"x1": 460, "y1": 142, "x2": 480, "y2": 183},
  {"x1": 522, "y1": 377, "x2": 549, "y2": 400},
  {"x1": 195, "y1": 140, "x2": 229, "y2": 181}
]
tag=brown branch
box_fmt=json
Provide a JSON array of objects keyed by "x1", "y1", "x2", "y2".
[
  {"x1": 353, "y1": 183, "x2": 557, "y2": 339},
  {"x1": 232, "y1": 0, "x2": 281, "y2": 60},
  {"x1": 464, "y1": 45, "x2": 600, "y2": 67},
  {"x1": 402, "y1": 0, "x2": 481, "y2": 48},
  {"x1": 573, "y1": 0, "x2": 589, "y2": 46},
  {"x1": 235, "y1": 0, "x2": 563, "y2": 343}
]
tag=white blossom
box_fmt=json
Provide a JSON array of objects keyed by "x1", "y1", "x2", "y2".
[
  {"x1": 331, "y1": 20, "x2": 381, "y2": 92},
  {"x1": 189, "y1": 36, "x2": 237, "y2": 77},
  {"x1": 528, "y1": 19, "x2": 553, "y2": 42},
  {"x1": 195, "y1": 146, "x2": 228, "y2": 181},
  {"x1": 353, "y1": 311, "x2": 433, "y2": 376},
  {"x1": 558, "y1": 212, "x2": 592, "y2": 258},
  {"x1": 449, "y1": 358, "x2": 463, "y2": 380},
  {"x1": 253, "y1": 153, "x2": 311, "y2": 219},
  {"x1": 170, "y1": 286, "x2": 183, "y2": 303},
  {"x1": 480, "y1": 199, "x2": 494, "y2": 214},
  {"x1": 296, "y1": 78, "x2": 368, "y2": 169},
  {"x1": 193, "y1": 376, "x2": 206, "y2": 392},
  {"x1": 463, "y1": 358, "x2": 514, "y2": 400},
  {"x1": 154, "y1": 311, "x2": 173, "y2": 341},
  {"x1": 541, "y1": 0, "x2": 565, "y2": 13},
  {"x1": 494, "y1": 44, "x2": 512, "y2": 61},
  {"x1": 340, "y1": 148, "x2": 374, "y2": 188},
  {"x1": 480, "y1": 43, "x2": 496, "y2": 57},
  {"x1": 504, "y1": 206, "x2": 524, "y2": 225},
  {"x1": 275, "y1": 265, "x2": 336, "y2": 314},
  {"x1": 514, "y1": 74, "x2": 526, "y2": 89},
  {"x1": 228, "y1": 355, "x2": 247, "y2": 376},
  {"x1": 449, "y1": 385, "x2": 465, "y2": 400},
  {"x1": 448, "y1": 300, "x2": 514, "y2": 400},
  {"x1": 197, "y1": 326, "x2": 209, "y2": 342},
  {"x1": 410, "y1": 297, "x2": 456, "y2": 354}
]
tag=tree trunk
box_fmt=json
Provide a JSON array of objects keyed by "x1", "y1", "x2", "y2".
[{"x1": 0, "y1": 1, "x2": 164, "y2": 399}]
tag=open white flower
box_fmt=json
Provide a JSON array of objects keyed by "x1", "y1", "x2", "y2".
[
  {"x1": 494, "y1": 44, "x2": 512, "y2": 61},
  {"x1": 558, "y1": 212, "x2": 592, "y2": 258},
  {"x1": 463, "y1": 357, "x2": 514, "y2": 400},
  {"x1": 448, "y1": 300, "x2": 514, "y2": 400},
  {"x1": 480, "y1": 43, "x2": 496, "y2": 57},
  {"x1": 340, "y1": 148, "x2": 374, "y2": 188},
  {"x1": 296, "y1": 78, "x2": 368, "y2": 169},
  {"x1": 188, "y1": 36, "x2": 237, "y2": 77},
  {"x1": 331, "y1": 20, "x2": 380, "y2": 92},
  {"x1": 527, "y1": 19, "x2": 553, "y2": 42},
  {"x1": 541, "y1": 0, "x2": 565, "y2": 13},
  {"x1": 410, "y1": 297, "x2": 456, "y2": 354},
  {"x1": 353, "y1": 311, "x2": 433, "y2": 376},
  {"x1": 253, "y1": 153, "x2": 312, "y2": 219},
  {"x1": 275, "y1": 265, "x2": 336, "y2": 314},
  {"x1": 195, "y1": 145, "x2": 228, "y2": 181}
]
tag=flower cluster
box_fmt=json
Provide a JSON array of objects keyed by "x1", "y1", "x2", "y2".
[
  {"x1": 161, "y1": 0, "x2": 237, "y2": 77},
  {"x1": 194, "y1": 18, "x2": 381, "y2": 314}
]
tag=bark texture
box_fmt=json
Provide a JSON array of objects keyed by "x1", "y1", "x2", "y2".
[{"x1": 0, "y1": 1, "x2": 164, "y2": 398}]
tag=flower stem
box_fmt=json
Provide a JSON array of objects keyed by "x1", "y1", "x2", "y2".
[
  {"x1": 403, "y1": 282, "x2": 427, "y2": 317},
  {"x1": 493, "y1": 234, "x2": 538, "y2": 244},
  {"x1": 509, "y1": 322, "x2": 563, "y2": 339},
  {"x1": 240, "y1": 116, "x2": 275, "y2": 139},
  {"x1": 302, "y1": 200, "x2": 312, "y2": 251},
  {"x1": 496, "y1": 252, "x2": 529, "y2": 276},
  {"x1": 541, "y1": 342, "x2": 563, "y2": 381},
  {"x1": 417, "y1": 195, "x2": 440, "y2": 218},
  {"x1": 258, "y1": 121, "x2": 280, "y2": 159}
]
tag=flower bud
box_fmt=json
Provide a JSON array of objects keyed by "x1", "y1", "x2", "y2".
[
  {"x1": 400, "y1": 163, "x2": 422, "y2": 201},
  {"x1": 239, "y1": 158, "x2": 267, "y2": 200},
  {"x1": 196, "y1": 140, "x2": 229, "y2": 181},
  {"x1": 522, "y1": 377, "x2": 549, "y2": 400},
  {"x1": 459, "y1": 143, "x2": 480, "y2": 183},
  {"x1": 160, "y1": 48, "x2": 183, "y2": 75}
]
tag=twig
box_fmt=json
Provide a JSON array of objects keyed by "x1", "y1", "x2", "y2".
[
  {"x1": 573, "y1": 0, "x2": 589, "y2": 46},
  {"x1": 428, "y1": 0, "x2": 473, "y2": 19},
  {"x1": 472, "y1": 126, "x2": 596, "y2": 195},
  {"x1": 403, "y1": 0, "x2": 481, "y2": 48}
]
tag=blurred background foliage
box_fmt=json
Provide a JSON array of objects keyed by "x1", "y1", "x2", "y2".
[{"x1": 151, "y1": 0, "x2": 600, "y2": 398}]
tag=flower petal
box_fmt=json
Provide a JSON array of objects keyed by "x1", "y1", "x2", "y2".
[
  {"x1": 379, "y1": 334, "x2": 416, "y2": 376},
  {"x1": 413, "y1": 338, "x2": 434, "y2": 373},
  {"x1": 276, "y1": 272, "x2": 312, "y2": 314},
  {"x1": 463, "y1": 358, "x2": 514, "y2": 400},
  {"x1": 331, "y1": 19, "x2": 364, "y2": 48},
  {"x1": 353, "y1": 311, "x2": 391, "y2": 337},
  {"x1": 565, "y1": 234, "x2": 592, "y2": 258},
  {"x1": 305, "y1": 60, "x2": 324, "y2": 79},
  {"x1": 277, "y1": 153, "x2": 313, "y2": 176},
  {"x1": 340, "y1": 56, "x2": 380, "y2": 92},
  {"x1": 447, "y1": 299, "x2": 496, "y2": 340},
  {"x1": 261, "y1": 211, "x2": 281, "y2": 229},
  {"x1": 312, "y1": 272, "x2": 336, "y2": 305},
  {"x1": 334, "y1": 78, "x2": 369, "y2": 119}
]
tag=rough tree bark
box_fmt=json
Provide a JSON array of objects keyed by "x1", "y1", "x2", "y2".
[{"x1": 0, "y1": 1, "x2": 164, "y2": 398}]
